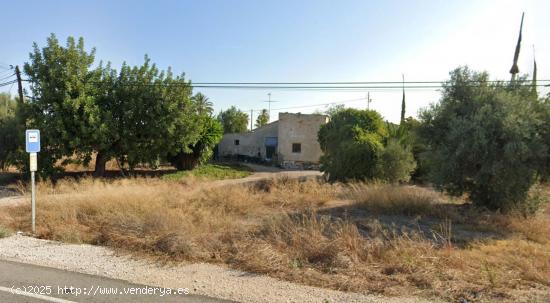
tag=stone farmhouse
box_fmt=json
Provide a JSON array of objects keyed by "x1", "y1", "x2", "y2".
[{"x1": 217, "y1": 113, "x2": 328, "y2": 168}]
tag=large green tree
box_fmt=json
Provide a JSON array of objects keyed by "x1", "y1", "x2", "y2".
[
  {"x1": 217, "y1": 106, "x2": 249, "y2": 133},
  {"x1": 20, "y1": 34, "x2": 222, "y2": 177},
  {"x1": 24, "y1": 34, "x2": 100, "y2": 176},
  {"x1": 419, "y1": 66, "x2": 548, "y2": 213}
]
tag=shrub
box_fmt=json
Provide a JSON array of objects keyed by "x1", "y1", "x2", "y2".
[
  {"x1": 318, "y1": 108, "x2": 416, "y2": 183},
  {"x1": 419, "y1": 67, "x2": 548, "y2": 213},
  {"x1": 378, "y1": 139, "x2": 416, "y2": 183},
  {"x1": 318, "y1": 109, "x2": 386, "y2": 181}
]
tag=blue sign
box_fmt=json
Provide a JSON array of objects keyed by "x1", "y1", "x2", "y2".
[{"x1": 25, "y1": 129, "x2": 40, "y2": 153}]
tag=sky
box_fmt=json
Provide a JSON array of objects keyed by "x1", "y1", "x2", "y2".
[{"x1": 1, "y1": 0, "x2": 548, "y2": 126}]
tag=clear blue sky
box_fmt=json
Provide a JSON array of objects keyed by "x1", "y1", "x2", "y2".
[{"x1": 1, "y1": 0, "x2": 548, "y2": 124}]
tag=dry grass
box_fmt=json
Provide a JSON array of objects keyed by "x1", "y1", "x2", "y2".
[{"x1": 0, "y1": 178, "x2": 548, "y2": 302}]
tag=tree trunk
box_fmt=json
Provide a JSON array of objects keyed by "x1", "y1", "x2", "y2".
[
  {"x1": 93, "y1": 152, "x2": 107, "y2": 177},
  {"x1": 170, "y1": 152, "x2": 200, "y2": 171}
]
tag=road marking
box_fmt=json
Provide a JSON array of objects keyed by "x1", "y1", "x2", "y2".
[{"x1": 0, "y1": 286, "x2": 78, "y2": 303}]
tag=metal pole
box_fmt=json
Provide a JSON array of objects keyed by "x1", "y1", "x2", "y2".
[{"x1": 31, "y1": 171, "x2": 36, "y2": 234}]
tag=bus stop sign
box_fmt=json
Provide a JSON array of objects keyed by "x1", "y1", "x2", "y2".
[{"x1": 26, "y1": 129, "x2": 40, "y2": 153}]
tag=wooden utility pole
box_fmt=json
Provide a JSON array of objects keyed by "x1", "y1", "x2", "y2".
[
  {"x1": 250, "y1": 109, "x2": 253, "y2": 131},
  {"x1": 15, "y1": 65, "x2": 24, "y2": 103}
]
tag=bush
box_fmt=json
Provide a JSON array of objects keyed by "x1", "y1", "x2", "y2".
[
  {"x1": 319, "y1": 109, "x2": 416, "y2": 182},
  {"x1": 419, "y1": 67, "x2": 548, "y2": 213},
  {"x1": 378, "y1": 139, "x2": 416, "y2": 183},
  {"x1": 318, "y1": 109, "x2": 386, "y2": 181}
]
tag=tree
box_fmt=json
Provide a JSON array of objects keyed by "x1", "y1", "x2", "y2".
[
  {"x1": 0, "y1": 94, "x2": 19, "y2": 170},
  {"x1": 24, "y1": 34, "x2": 99, "y2": 177},
  {"x1": 167, "y1": 116, "x2": 223, "y2": 170},
  {"x1": 318, "y1": 109, "x2": 386, "y2": 181},
  {"x1": 319, "y1": 108, "x2": 417, "y2": 182},
  {"x1": 324, "y1": 104, "x2": 345, "y2": 117},
  {"x1": 21, "y1": 34, "x2": 223, "y2": 177},
  {"x1": 255, "y1": 109, "x2": 269, "y2": 128},
  {"x1": 419, "y1": 66, "x2": 548, "y2": 213},
  {"x1": 217, "y1": 106, "x2": 249, "y2": 133},
  {"x1": 400, "y1": 74, "x2": 406, "y2": 124},
  {"x1": 192, "y1": 92, "x2": 213, "y2": 116},
  {"x1": 0, "y1": 93, "x2": 17, "y2": 118},
  {"x1": 540, "y1": 95, "x2": 550, "y2": 181},
  {"x1": 378, "y1": 138, "x2": 416, "y2": 183}
]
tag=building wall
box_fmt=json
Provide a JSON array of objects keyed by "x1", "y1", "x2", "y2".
[
  {"x1": 277, "y1": 113, "x2": 328, "y2": 164},
  {"x1": 217, "y1": 121, "x2": 279, "y2": 159}
]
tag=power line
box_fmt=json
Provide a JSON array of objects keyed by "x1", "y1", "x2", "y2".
[
  {"x1": 0, "y1": 73, "x2": 15, "y2": 81},
  {"x1": 245, "y1": 97, "x2": 367, "y2": 112},
  {"x1": 0, "y1": 79, "x2": 18, "y2": 88},
  {"x1": 190, "y1": 79, "x2": 550, "y2": 85}
]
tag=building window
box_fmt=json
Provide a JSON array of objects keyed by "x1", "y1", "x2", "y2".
[
  {"x1": 292, "y1": 143, "x2": 301, "y2": 153},
  {"x1": 234, "y1": 139, "x2": 240, "y2": 145}
]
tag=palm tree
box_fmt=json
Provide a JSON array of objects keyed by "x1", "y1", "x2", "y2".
[{"x1": 193, "y1": 93, "x2": 213, "y2": 115}]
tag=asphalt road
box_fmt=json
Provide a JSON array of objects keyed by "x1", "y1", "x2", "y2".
[{"x1": 0, "y1": 260, "x2": 235, "y2": 303}]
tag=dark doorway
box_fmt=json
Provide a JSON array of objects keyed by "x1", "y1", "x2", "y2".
[
  {"x1": 264, "y1": 137, "x2": 278, "y2": 160},
  {"x1": 266, "y1": 146, "x2": 276, "y2": 159}
]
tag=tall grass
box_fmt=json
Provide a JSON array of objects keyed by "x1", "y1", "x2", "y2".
[{"x1": 0, "y1": 178, "x2": 548, "y2": 302}]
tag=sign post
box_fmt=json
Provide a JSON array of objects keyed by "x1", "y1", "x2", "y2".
[{"x1": 25, "y1": 130, "x2": 40, "y2": 234}]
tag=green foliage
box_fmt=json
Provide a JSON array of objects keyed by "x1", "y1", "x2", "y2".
[
  {"x1": 95, "y1": 56, "x2": 203, "y2": 171},
  {"x1": 0, "y1": 93, "x2": 17, "y2": 119},
  {"x1": 378, "y1": 139, "x2": 416, "y2": 183},
  {"x1": 217, "y1": 106, "x2": 249, "y2": 133},
  {"x1": 162, "y1": 163, "x2": 252, "y2": 181},
  {"x1": 255, "y1": 109, "x2": 269, "y2": 128},
  {"x1": 319, "y1": 109, "x2": 417, "y2": 182},
  {"x1": 323, "y1": 104, "x2": 346, "y2": 117},
  {"x1": 398, "y1": 117, "x2": 429, "y2": 181},
  {"x1": 167, "y1": 116, "x2": 224, "y2": 170},
  {"x1": 0, "y1": 94, "x2": 19, "y2": 170},
  {"x1": 14, "y1": 34, "x2": 223, "y2": 177},
  {"x1": 23, "y1": 34, "x2": 98, "y2": 176},
  {"x1": 192, "y1": 92, "x2": 213, "y2": 116},
  {"x1": 419, "y1": 66, "x2": 548, "y2": 213}
]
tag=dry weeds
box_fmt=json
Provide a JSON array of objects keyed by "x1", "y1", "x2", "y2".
[{"x1": 0, "y1": 177, "x2": 548, "y2": 303}]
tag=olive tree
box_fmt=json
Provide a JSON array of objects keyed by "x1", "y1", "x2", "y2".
[{"x1": 419, "y1": 67, "x2": 548, "y2": 213}]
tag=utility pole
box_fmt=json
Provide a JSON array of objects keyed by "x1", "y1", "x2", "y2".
[
  {"x1": 366, "y1": 92, "x2": 372, "y2": 110},
  {"x1": 250, "y1": 109, "x2": 253, "y2": 131},
  {"x1": 264, "y1": 92, "x2": 278, "y2": 122},
  {"x1": 267, "y1": 93, "x2": 271, "y2": 119},
  {"x1": 15, "y1": 65, "x2": 24, "y2": 103}
]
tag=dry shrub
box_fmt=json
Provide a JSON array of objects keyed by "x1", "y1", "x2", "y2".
[
  {"x1": 0, "y1": 178, "x2": 549, "y2": 302},
  {"x1": 251, "y1": 176, "x2": 340, "y2": 210},
  {"x1": 346, "y1": 183, "x2": 461, "y2": 218}
]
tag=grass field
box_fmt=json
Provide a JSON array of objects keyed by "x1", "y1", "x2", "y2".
[
  {"x1": 161, "y1": 163, "x2": 252, "y2": 181},
  {"x1": 0, "y1": 177, "x2": 548, "y2": 302}
]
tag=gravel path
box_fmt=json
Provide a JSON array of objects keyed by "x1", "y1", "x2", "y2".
[{"x1": 0, "y1": 235, "x2": 439, "y2": 303}]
